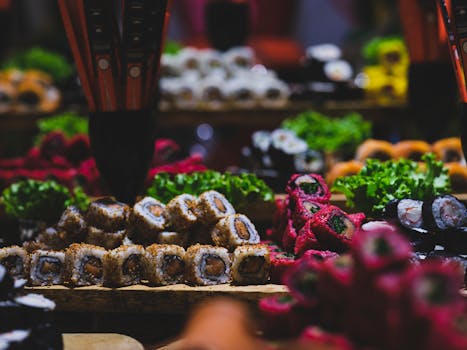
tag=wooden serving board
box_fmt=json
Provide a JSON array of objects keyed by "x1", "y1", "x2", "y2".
[
  {"x1": 63, "y1": 333, "x2": 144, "y2": 350},
  {"x1": 26, "y1": 284, "x2": 288, "y2": 314}
]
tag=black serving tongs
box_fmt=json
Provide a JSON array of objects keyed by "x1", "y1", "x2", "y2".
[{"x1": 58, "y1": 0, "x2": 171, "y2": 204}]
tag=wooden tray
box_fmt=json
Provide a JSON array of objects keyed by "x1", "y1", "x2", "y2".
[
  {"x1": 26, "y1": 284, "x2": 288, "y2": 314},
  {"x1": 63, "y1": 333, "x2": 144, "y2": 350}
]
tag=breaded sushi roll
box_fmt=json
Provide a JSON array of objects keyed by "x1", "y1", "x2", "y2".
[
  {"x1": 103, "y1": 245, "x2": 145, "y2": 287},
  {"x1": 196, "y1": 190, "x2": 235, "y2": 225},
  {"x1": 57, "y1": 206, "x2": 87, "y2": 241},
  {"x1": 231, "y1": 245, "x2": 270, "y2": 285},
  {"x1": 145, "y1": 244, "x2": 186, "y2": 286},
  {"x1": 445, "y1": 162, "x2": 467, "y2": 192},
  {"x1": 211, "y1": 214, "x2": 260, "y2": 250},
  {"x1": 393, "y1": 140, "x2": 431, "y2": 161},
  {"x1": 129, "y1": 197, "x2": 167, "y2": 242},
  {"x1": 29, "y1": 250, "x2": 65, "y2": 286},
  {"x1": 185, "y1": 244, "x2": 230, "y2": 285},
  {"x1": 86, "y1": 197, "x2": 129, "y2": 231},
  {"x1": 355, "y1": 139, "x2": 395, "y2": 162},
  {"x1": 65, "y1": 243, "x2": 106, "y2": 286},
  {"x1": 0, "y1": 246, "x2": 29, "y2": 279},
  {"x1": 86, "y1": 226, "x2": 126, "y2": 250},
  {"x1": 325, "y1": 160, "x2": 363, "y2": 186},
  {"x1": 156, "y1": 231, "x2": 189, "y2": 247},
  {"x1": 432, "y1": 137, "x2": 464, "y2": 163},
  {"x1": 166, "y1": 194, "x2": 198, "y2": 232},
  {"x1": 35, "y1": 227, "x2": 68, "y2": 250}
]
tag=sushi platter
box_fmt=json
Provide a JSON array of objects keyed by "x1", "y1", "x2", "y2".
[{"x1": 25, "y1": 284, "x2": 288, "y2": 314}]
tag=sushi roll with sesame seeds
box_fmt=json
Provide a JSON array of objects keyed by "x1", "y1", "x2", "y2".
[
  {"x1": 231, "y1": 245, "x2": 270, "y2": 285},
  {"x1": 166, "y1": 194, "x2": 198, "y2": 232},
  {"x1": 86, "y1": 226, "x2": 126, "y2": 250},
  {"x1": 65, "y1": 243, "x2": 106, "y2": 286},
  {"x1": 86, "y1": 197, "x2": 129, "y2": 232},
  {"x1": 29, "y1": 250, "x2": 65, "y2": 286},
  {"x1": 211, "y1": 214, "x2": 260, "y2": 250},
  {"x1": 0, "y1": 247, "x2": 29, "y2": 280},
  {"x1": 129, "y1": 197, "x2": 168, "y2": 243},
  {"x1": 56, "y1": 206, "x2": 87, "y2": 242},
  {"x1": 195, "y1": 190, "x2": 235, "y2": 225},
  {"x1": 145, "y1": 244, "x2": 186, "y2": 286},
  {"x1": 156, "y1": 231, "x2": 189, "y2": 247},
  {"x1": 185, "y1": 244, "x2": 230, "y2": 286},
  {"x1": 103, "y1": 245, "x2": 145, "y2": 287}
]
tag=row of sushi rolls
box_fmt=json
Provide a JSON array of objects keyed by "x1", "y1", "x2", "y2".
[
  {"x1": 0, "y1": 190, "x2": 269, "y2": 288},
  {"x1": 159, "y1": 46, "x2": 290, "y2": 110}
]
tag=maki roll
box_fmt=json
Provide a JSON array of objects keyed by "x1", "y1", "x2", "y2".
[
  {"x1": 86, "y1": 226, "x2": 126, "y2": 250},
  {"x1": 393, "y1": 140, "x2": 431, "y2": 161},
  {"x1": 309, "y1": 205, "x2": 357, "y2": 252},
  {"x1": 129, "y1": 197, "x2": 168, "y2": 243},
  {"x1": 173, "y1": 76, "x2": 200, "y2": 110},
  {"x1": 445, "y1": 163, "x2": 467, "y2": 192},
  {"x1": 65, "y1": 243, "x2": 106, "y2": 286},
  {"x1": 0, "y1": 246, "x2": 29, "y2": 279},
  {"x1": 224, "y1": 76, "x2": 258, "y2": 109},
  {"x1": 86, "y1": 197, "x2": 129, "y2": 232},
  {"x1": 178, "y1": 47, "x2": 202, "y2": 72},
  {"x1": 156, "y1": 231, "x2": 189, "y2": 247},
  {"x1": 270, "y1": 252, "x2": 296, "y2": 284},
  {"x1": 29, "y1": 250, "x2": 65, "y2": 286},
  {"x1": 199, "y1": 49, "x2": 225, "y2": 76},
  {"x1": 145, "y1": 244, "x2": 186, "y2": 286},
  {"x1": 258, "y1": 295, "x2": 304, "y2": 338},
  {"x1": 294, "y1": 221, "x2": 320, "y2": 256},
  {"x1": 223, "y1": 46, "x2": 255, "y2": 71},
  {"x1": 231, "y1": 245, "x2": 270, "y2": 285},
  {"x1": 103, "y1": 245, "x2": 145, "y2": 287},
  {"x1": 325, "y1": 160, "x2": 363, "y2": 186},
  {"x1": 292, "y1": 197, "x2": 325, "y2": 230},
  {"x1": 294, "y1": 149, "x2": 325, "y2": 174},
  {"x1": 386, "y1": 199, "x2": 425, "y2": 230},
  {"x1": 283, "y1": 258, "x2": 322, "y2": 307},
  {"x1": 355, "y1": 139, "x2": 395, "y2": 162},
  {"x1": 56, "y1": 206, "x2": 87, "y2": 242},
  {"x1": 256, "y1": 78, "x2": 290, "y2": 109},
  {"x1": 166, "y1": 194, "x2": 198, "y2": 232},
  {"x1": 185, "y1": 244, "x2": 230, "y2": 286},
  {"x1": 200, "y1": 75, "x2": 226, "y2": 110},
  {"x1": 211, "y1": 214, "x2": 260, "y2": 250},
  {"x1": 286, "y1": 173, "x2": 330, "y2": 204},
  {"x1": 432, "y1": 137, "x2": 464, "y2": 163},
  {"x1": 422, "y1": 195, "x2": 467, "y2": 230},
  {"x1": 195, "y1": 190, "x2": 235, "y2": 225}
]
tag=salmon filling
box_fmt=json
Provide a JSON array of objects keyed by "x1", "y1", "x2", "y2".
[
  {"x1": 147, "y1": 203, "x2": 164, "y2": 217},
  {"x1": 37, "y1": 256, "x2": 62, "y2": 278},
  {"x1": 81, "y1": 256, "x2": 103, "y2": 279},
  {"x1": 234, "y1": 218, "x2": 250, "y2": 240},
  {"x1": 202, "y1": 254, "x2": 226, "y2": 280},
  {"x1": 213, "y1": 197, "x2": 227, "y2": 213}
]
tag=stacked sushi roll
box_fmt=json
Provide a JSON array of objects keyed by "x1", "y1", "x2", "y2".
[
  {"x1": 65, "y1": 243, "x2": 106, "y2": 287},
  {"x1": 145, "y1": 244, "x2": 186, "y2": 286},
  {"x1": 128, "y1": 196, "x2": 168, "y2": 244},
  {"x1": 103, "y1": 245, "x2": 146, "y2": 287},
  {"x1": 29, "y1": 250, "x2": 65, "y2": 286},
  {"x1": 185, "y1": 244, "x2": 231, "y2": 286}
]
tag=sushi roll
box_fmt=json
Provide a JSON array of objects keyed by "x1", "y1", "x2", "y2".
[
  {"x1": 445, "y1": 163, "x2": 467, "y2": 192},
  {"x1": 0, "y1": 80, "x2": 15, "y2": 114},
  {"x1": 432, "y1": 137, "x2": 464, "y2": 163},
  {"x1": 422, "y1": 195, "x2": 467, "y2": 230},
  {"x1": 294, "y1": 221, "x2": 321, "y2": 256},
  {"x1": 199, "y1": 49, "x2": 225, "y2": 76},
  {"x1": 223, "y1": 46, "x2": 255, "y2": 71},
  {"x1": 145, "y1": 244, "x2": 186, "y2": 286},
  {"x1": 323, "y1": 60, "x2": 354, "y2": 82},
  {"x1": 166, "y1": 194, "x2": 198, "y2": 232},
  {"x1": 294, "y1": 149, "x2": 325, "y2": 174},
  {"x1": 269, "y1": 130, "x2": 308, "y2": 172},
  {"x1": 103, "y1": 245, "x2": 145, "y2": 287},
  {"x1": 0, "y1": 247, "x2": 29, "y2": 280},
  {"x1": 185, "y1": 244, "x2": 230, "y2": 286},
  {"x1": 251, "y1": 130, "x2": 271, "y2": 155},
  {"x1": 393, "y1": 140, "x2": 431, "y2": 161},
  {"x1": 195, "y1": 190, "x2": 235, "y2": 225},
  {"x1": 34, "y1": 227, "x2": 68, "y2": 251},
  {"x1": 256, "y1": 78, "x2": 290, "y2": 109},
  {"x1": 325, "y1": 160, "x2": 363, "y2": 186},
  {"x1": 160, "y1": 54, "x2": 181, "y2": 78},
  {"x1": 258, "y1": 295, "x2": 304, "y2": 338},
  {"x1": 231, "y1": 244, "x2": 270, "y2": 285},
  {"x1": 86, "y1": 226, "x2": 126, "y2": 250},
  {"x1": 283, "y1": 258, "x2": 321, "y2": 307},
  {"x1": 172, "y1": 77, "x2": 200, "y2": 110},
  {"x1": 386, "y1": 199, "x2": 425, "y2": 230},
  {"x1": 178, "y1": 47, "x2": 202, "y2": 72},
  {"x1": 351, "y1": 226, "x2": 412, "y2": 274},
  {"x1": 309, "y1": 205, "x2": 357, "y2": 252},
  {"x1": 286, "y1": 173, "x2": 331, "y2": 204},
  {"x1": 29, "y1": 250, "x2": 65, "y2": 286},
  {"x1": 211, "y1": 214, "x2": 260, "y2": 250},
  {"x1": 129, "y1": 197, "x2": 167, "y2": 243},
  {"x1": 65, "y1": 243, "x2": 106, "y2": 286},
  {"x1": 86, "y1": 197, "x2": 129, "y2": 232},
  {"x1": 200, "y1": 75, "x2": 226, "y2": 110},
  {"x1": 355, "y1": 139, "x2": 395, "y2": 162},
  {"x1": 224, "y1": 76, "x2": 258, "y2": 109},
  {"x1": 292, "y1": 197, "x2": 325, "y2": 230},
  {"x1": 56, "y1": 206, "x2": 87, "y2": 242},
  {"x1": 269, "y1": 252, "x2": 296, "y2": 284},
  {"x1": 156, "y1": 231, "x2": 189, "y2": 247}
]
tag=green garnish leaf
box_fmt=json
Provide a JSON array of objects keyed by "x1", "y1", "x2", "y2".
[{"x1": 35, "y1": 112, "x2": 88, "y2": 145}]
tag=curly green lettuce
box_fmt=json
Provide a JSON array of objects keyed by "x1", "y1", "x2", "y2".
[
  {"x1": 332, "y1": 153, "x2": 451, "y2": 217},
  {"x1": 35, "y1": 112, "x2": 88, "y2": 145},
  {"x1": 146, "y1": 171, "x2": 274, "y2": 210}
]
